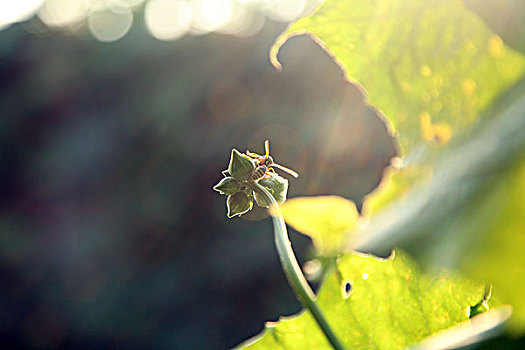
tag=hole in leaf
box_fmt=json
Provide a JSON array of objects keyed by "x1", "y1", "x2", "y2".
[{"x1": 341, "y1": 280, "x2": 352, "y2": 299}]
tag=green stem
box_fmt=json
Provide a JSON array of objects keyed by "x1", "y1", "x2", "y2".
[{"x1": 249, "y1": 181, "x2": 345, "y2": 350}]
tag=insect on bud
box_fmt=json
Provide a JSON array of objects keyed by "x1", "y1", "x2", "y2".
[{"x1": 215, "y1": 142, "x2": 296, "y2": 218}]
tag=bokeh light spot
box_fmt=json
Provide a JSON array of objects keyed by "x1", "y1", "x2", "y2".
[
  {"x1": 0, "y1": 0, "x2": 44, "y2": 29},
  {"x1": 191, "y1": 0, "x2": 234, "y2": 33},
  {"x1": 88, "y1": 7, "x2": 133, "y2": 42},
  {"x1": 262, "y1": 0, "x2": 307, "y2": 22},
  {"x1": 37, "y1": 0, "x2": 88, "y2": 27},
  {"x1": 110, "y1": 0, "x2": 146, "y2": 8},
  {"x1": 145, "y1": 0, "x2": 193, "y2": 41},
  {"x1": 219, "y1": 3, "x2": 265, "y2": 38}
]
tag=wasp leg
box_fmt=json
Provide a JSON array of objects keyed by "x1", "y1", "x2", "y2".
[{"x1": 261, "y1": 168, "x2": 275, "y2": 179}]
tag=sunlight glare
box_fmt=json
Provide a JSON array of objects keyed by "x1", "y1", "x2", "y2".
[
  {"x1": 191, "y1": 0, "x2": 233, "y2": 34},
  {"x1": 0, "y1": 0, "x2": 44, "y2": 29},
  {"x1": 145, "y1": 0, "x2": 193, "y2": 41},
  {"x1": 38, "y1": 0, "x2": 89, "y2": 27},
  {"x1": 88, "y1": 7, "x2": 133, "y2": 42}
]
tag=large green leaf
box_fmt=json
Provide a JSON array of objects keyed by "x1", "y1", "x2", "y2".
[
  {"x1": 271, "y1": 0, "x2": 525, "y2": 154},
  {"x1": 238, "y1": 251, "x2": 503, "y2": 349},
  {"x1": 269, "y1": 0, "x2": 525, "y2": 340},
  {"x1": 355, "y1": 91, "x2": 525, "y2": 333},
  {"x1": 270, "y1": 0, "x2": 525, "y2": 334}
]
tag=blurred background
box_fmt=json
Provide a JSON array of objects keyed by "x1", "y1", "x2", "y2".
[{"x1": 0, "y1": 0, "x2": 399, "y2": 349}]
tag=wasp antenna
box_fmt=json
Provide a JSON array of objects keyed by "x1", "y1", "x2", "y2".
[{"x1": 264, "y1": 140, "x2": 270, "y2": 157}]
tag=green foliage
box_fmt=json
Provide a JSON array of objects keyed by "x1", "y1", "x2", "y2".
[
  {"x1": 355, "y1": 97, "x2": 525, "y2": 332},
  {"x1": 239, "y1": 251, "x2": 499, "y2": 349},
  {"x1": 238, "y1": 0, "x2": 525, "y2": 347},
  {"x1": 281, "y1": 196, "x2": 360, "y2": 256},
  {"x1": 466, "y1": 156, "x2": 525, "y2": 331},
  {"x1": 271, "y1": 0, "x2": 525, "y2": 154}
]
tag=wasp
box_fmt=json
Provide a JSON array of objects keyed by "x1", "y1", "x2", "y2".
[{"x1": 246, "y1": 140, "x2": 299, "y2": 181}]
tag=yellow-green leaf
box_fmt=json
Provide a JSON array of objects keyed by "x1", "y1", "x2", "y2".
[
  {"x1": 355, "y1": 92, "x2": 525, "y2": 332},
  {"x1": 462, "y1": 155, "x2": 525, "y2": 333},
  {"x1": 362, "y1": 158, "x2": 434, "y2": 216},
  {"x1": 238, "y1": 250, "x2": 505, "y2": 349},
  {"x1": 281, "y1": 196, "x2": 360, "y2": 256},
  {"x1": 271, "y1": 0, "x2": 525, "y2": 154}
]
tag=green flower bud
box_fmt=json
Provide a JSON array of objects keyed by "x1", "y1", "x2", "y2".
[
  {"x1": 257, "y1": 174, "x2": 289, "y2": 206},
  {"x1": 228, "y1": 149, "x2": 255, "y2": 181},
  {"x1": 213, "y1": 177, "x2": 240, "y2": 195},
  {"x1": 227, "y1": 191, "x2": 254, "y2": 218}
]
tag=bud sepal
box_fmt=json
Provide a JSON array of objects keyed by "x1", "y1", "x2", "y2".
[
  {"x1": 227, "y1": 191, "x2": 254, "y2": 218},
  {"x1": 228, "y1": 149, "x2": 255, "y2": 181},
  {"x1": 213, "y1": 177, "x2": 240, "y2": 195},
  {"x1": 257, "y1": 174, "x2": 288, "y2": 205}
]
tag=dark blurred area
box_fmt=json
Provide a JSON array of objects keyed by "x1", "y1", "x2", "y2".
[{"x1": 0, "y1": 10, "x2": 397, "y2": 350}]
